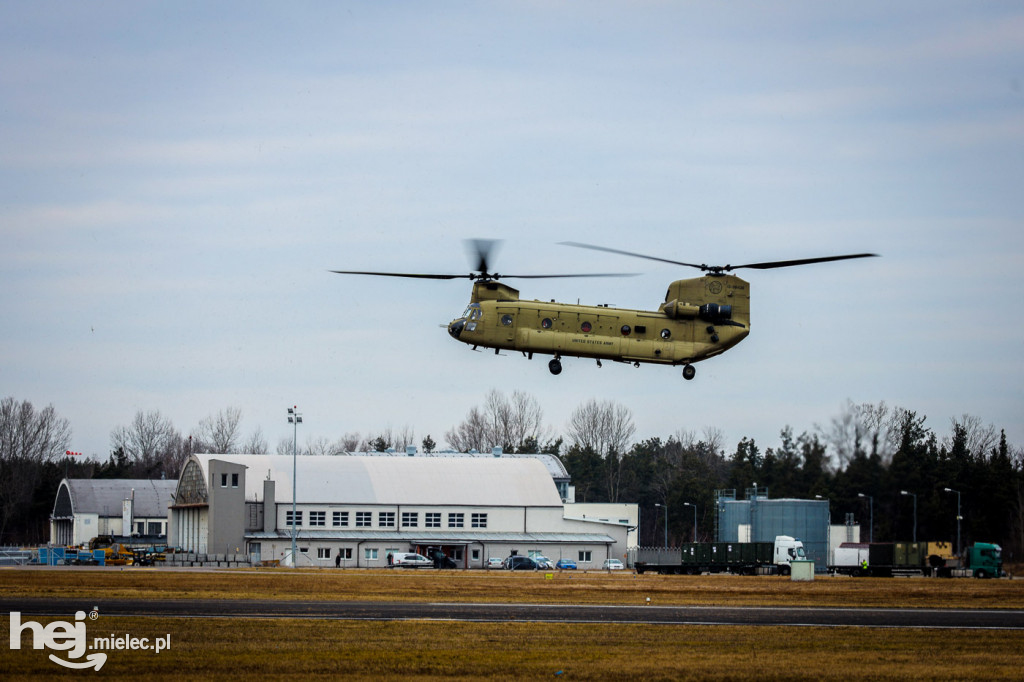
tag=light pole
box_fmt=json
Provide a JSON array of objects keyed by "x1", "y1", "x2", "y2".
[
  {"x1": 287, "y1": 406, "x2": 302, "y2": 567},
  {"x1": 900, "y1": 490, "x2": 917, "y2": 543},
  {"x1": 816, "y1": 495, "x2": 830, "y2": 561},
  {"x1": 750, "y1": 482, "x2": 757, "y2": 542},
  {"x1": 654, "y1": 503, "x2": 669, "y2": 548},
  {"x1": 683, "y1": 502, "x2": 697, "y2": 543},
  {"x1": 858, "y1": 493, "x2": 874, "y2": 543},
  {"x1": 943, "y1": 487, "x2": 961, "y2": 556}
]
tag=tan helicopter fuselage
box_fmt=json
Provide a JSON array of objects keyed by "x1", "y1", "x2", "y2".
[{"x1": 447, "y1": 275, "x2": 750, "y2": 368}]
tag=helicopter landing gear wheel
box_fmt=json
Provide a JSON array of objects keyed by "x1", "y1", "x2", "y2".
[
  {"x1": 682, "y1": 364, "x2": 696, "y2": 381},
  {"x1": 548, "y1": 358, "x2": 562, "y2": 375}
]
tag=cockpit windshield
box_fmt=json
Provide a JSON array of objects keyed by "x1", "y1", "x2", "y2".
[{"x1": 462, "y1": 303, "x2": 482, "y2": 320}]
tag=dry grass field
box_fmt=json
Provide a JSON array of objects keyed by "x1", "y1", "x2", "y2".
[
  {"x1": 3, "y1": 567, "x2": 1024, "y2": 680},
  {"x1": 3, "y1": 565, "x2": 1022, "y2": 608}
]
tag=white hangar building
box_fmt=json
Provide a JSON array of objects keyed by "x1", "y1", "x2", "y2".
[
  {"x1": 168, "y1": 452, "x2": 630, "y2": 568},
  {"x1": 50, "y1": 478, "x2": 177, "y2": 546}
]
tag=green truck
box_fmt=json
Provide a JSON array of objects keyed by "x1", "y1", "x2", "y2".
[
  {"x1": 936, "y1": 542, "x2": 1003, "y2": 579},
  {"x1": 634, "y1": 536, "x2": 806, "y2": 575},
  {"x1": 830, "y1": 541, "x2": 1002, "y2": 578}
]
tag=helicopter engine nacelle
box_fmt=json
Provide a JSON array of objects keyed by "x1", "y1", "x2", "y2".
[
  {"x1": 661, "y1": 300, "x2": 700, "y2": 319},
  {"x1": 661, "y1": 275, "x2": 750, "y2": 323},
  {"x1": 699, "y1": 303, "x2": 732, "y2": 321}
]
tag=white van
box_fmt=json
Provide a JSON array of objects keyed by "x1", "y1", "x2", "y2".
[{"x1": 388, "y1": 552, "x2": 432, "y2": 568}]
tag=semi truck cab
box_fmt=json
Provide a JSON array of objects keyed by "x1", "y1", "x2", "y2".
[
  {"x1": 968, "y1": 542, "x2": 1002, "y2": 579},
  {"x1": 773, "y1": 536, "x2": 806, "y2": 574}
]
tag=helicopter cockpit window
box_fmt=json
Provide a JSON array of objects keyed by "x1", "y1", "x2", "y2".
[{"x1": 462, "y1": 304, "x2": 482, "y2": 320}]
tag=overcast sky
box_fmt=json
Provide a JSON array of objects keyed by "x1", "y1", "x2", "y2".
[{"x1": 3, "y1": 2, "x2": 1022, "y2": 462}]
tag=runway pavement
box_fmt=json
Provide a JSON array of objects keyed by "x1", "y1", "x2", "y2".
[{"x1": 4, "y1": 596, "x2": 1024, "y2": 629}]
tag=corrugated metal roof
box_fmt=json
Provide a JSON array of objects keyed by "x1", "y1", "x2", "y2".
[
  {"x1": 349, "y1": 451, "x2": 570, "y2": 479},
  {"x1": 246, "y1": 529, "x2": 615, "y2": 543},
  {"x1": 59, "y1": 479, "x2": 177, "y2": 517},
  {"x1": 191, "y1": 454, "x2": 563, "y2": 507}
]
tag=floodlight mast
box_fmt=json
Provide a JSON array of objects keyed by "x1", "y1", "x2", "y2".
[
  {"x1": 900, "y1": 490, "x2": 917, "y2": 543},
  {"x1": 654, "y1": 503, "x2": 669, "y2": 548},
  {"x1": 857, "y1": 493, "x2": 874, "y2": 543},
  {"x1": 683, "y1": 502, "x2": 697, "y2": 543},
  {"x1": 943, "y1": 487, "x2": 962, "y2": 557},
  {"x1": 287, "y1": 406, "x2": 303, "y2": 568}
]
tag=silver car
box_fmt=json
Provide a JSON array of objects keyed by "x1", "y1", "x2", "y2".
[{"x1": 533, "y1": 556, "x2": 554, "y2": 569}]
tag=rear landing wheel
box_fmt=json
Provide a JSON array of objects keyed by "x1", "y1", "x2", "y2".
[
  {"x1": 548, "y1": 358, "x2": 562, "y2": 375},
  {"x1": 682, "y1": 364, "x2": 696, "y2": 380}
]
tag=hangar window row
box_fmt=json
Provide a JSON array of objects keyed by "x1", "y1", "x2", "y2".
[{"x1": 282, "y1": 509, "x2": 487, "y2": 530}]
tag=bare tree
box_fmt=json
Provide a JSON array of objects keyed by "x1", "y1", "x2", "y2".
[
  {"x1": 0, "y1": 397, "x2": 72, "y2": 463},
  {"x1": 193, "y1": 407, "x2": 243, "y2": 453},
  {"x1": 276, "y1": 437, "x2": 295, "y2": 456},
  {"x1": 566, "y1": 399, "x2": 635, "y2": 458},
  {"x1": 306, "y1": 436, "x2": 345, "y2": 456},
  {"x1": 339, "y1": 432, "x2": 363, "y2": 452},
  {"x1": 944, "y1": 414, "x2": 998, "y2": 459},
  {"x1": 819, "y1": 400, "x2": 897, "y2": 471},
  {"x1": 445, "y1": 406, "x2": 490, "y2": 452},
  {"x1": 0, "y1": 398, "x2": 72, "y2": 542},
  {"x1": 111, "y1": 410, "x2": 179, "y2": 462},
  {"x1": 393, "y1": 425, "x2": 416, "y2": 452},
  {"x1": 566, "y1": 399, "x2": 635, "y2": 502},
  {"x1": 367, "y1": 428, "x2": 396, "y2": 452},
  {"x1": 501, "y1": 391, "x2": 548, "y2": 452},
  {"x1": 161, "y1": 435, "x2": 192, "y2": 477},
  {"x1": 241, "y1": 427, "x2": 268, "y2": 455},
  {"x1": 445, "y1": 390, "x2": 549, "y2": 453}
]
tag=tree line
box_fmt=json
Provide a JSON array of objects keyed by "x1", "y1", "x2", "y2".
[{"x1": 1, "y1": 393, "x2": 1021, "y2": 561}]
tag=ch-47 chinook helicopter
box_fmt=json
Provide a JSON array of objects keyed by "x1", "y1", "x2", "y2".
[{"x1": 332, "y1": 240, "x2": 876, "y2": 380}]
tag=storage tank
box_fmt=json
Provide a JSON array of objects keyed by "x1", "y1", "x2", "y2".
[{"x1": 716, "y1": 493, "x2": 829, "y2": 571}]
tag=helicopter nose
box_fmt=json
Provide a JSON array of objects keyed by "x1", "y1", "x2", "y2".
[{"x1": 448, "y1": 318, "x2": 465, "y2": 339}]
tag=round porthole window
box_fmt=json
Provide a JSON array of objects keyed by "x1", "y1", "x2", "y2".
[
  {"x1": 541, "y1": 318, "x2": 553, "y2": 329},
  {"x1": 501, "y1": 314, "x2": 513, "y2": 326},
  {"x1": 581, "y1": 321, "x2": 592, "y2": 333},
  {"x1": 620, "y1": 325, "x2": 631, "y2": 336},
  {"x1": 661, "y1": 328, "x2": 671, "y2": 339}
]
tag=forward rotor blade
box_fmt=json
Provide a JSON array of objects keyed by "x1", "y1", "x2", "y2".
[
  {"x1": 466, "y1": 238, "x2": 501, "y2": 274},
  {"x1": 559, "y1": 241, "x2": 707, "y2": 270},
  {"x1": 330, "y1": 270, "x2": 471, "y2": 280},
  {"x1": 730, "y1": 254, "x2": 879, "y2": 270}
]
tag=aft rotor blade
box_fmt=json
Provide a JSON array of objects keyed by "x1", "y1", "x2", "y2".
[
  {"x1": 330, "y1": 270, "x2": 471, "y2": 280},
  {"x1": 499, "y1": 272, "x2": 637, "y2": 279},
  {"x1": 559, "y1": 241, "x2": 707, "y2": 271},
  {"x1": 562, "y1": 241, "x2": 878, "y2": 273},
  {"x1": 730, "y1": 254, "x2": 879, "y2": 270}
]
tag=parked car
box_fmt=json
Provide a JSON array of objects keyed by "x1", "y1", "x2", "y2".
[
  {"x1": 486, "y1": 557, "x2": 504, "y2": 569},
  {"x1": 602, "y1": 558, "x2": 625, "y2": 570},
  {"x1": 505, "y1": 556, "x2": 538, "y2": 571},
  {"x1": 425, "y1": 548, "x2": 458, "y2": 569},
  {"x1": 555, "y1": 558, "x2": 577, "y2": 570},
  {"x1": 533, "y1": 556, "x2": 554, "y2": 569},
  {"x1": 389, "y1": 552, "x2": 432, "y2": 568}
]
